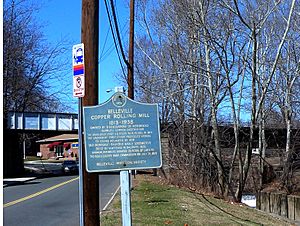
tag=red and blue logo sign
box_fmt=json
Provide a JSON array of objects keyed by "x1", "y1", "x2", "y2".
[
  {"x1": 73, "y1": 46, "x2": 84, "y2": 76},
  {"x1": 73, "y1": 64, "x2": 84, "y2": 76}
]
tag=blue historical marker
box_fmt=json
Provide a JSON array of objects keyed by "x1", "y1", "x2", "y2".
[{"x1": 83, "y1": 92, "x2": 162, "y2": 172}]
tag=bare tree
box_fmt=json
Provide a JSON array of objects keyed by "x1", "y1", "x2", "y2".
[
  {"x1": 133, "y1": 0, "x2": 299, "y2": 200},
  {"x1": 3, "y1": 0, "x2": 70, "y2": 117},
  {"x1": 271, "y1": 19, "x2": 300, "y2": 190}
]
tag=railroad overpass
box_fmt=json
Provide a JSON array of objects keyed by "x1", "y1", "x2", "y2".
[
  {"x1": 4, "y1": 111, "x2": 78, "y2": 177},
  {"x1": 7, "y1": 111, "x2": 78, "y2": 131}
]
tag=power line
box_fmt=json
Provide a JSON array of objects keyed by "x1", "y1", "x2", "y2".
[
  {"x1": 100, "y1": 26, "x2": 110, "y2": 59},
  {"x1": 109, "y1": 0, "x2": 129, "y2": 67},
  {"x1": 100, "y1": 23, "x2": 129, "y2": 63},
  {"x1": 103, "y1": 0, "x2": 126, "y2": 77}
]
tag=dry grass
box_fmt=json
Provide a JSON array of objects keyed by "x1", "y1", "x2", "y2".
[{"x1": 101, "y1": 173, "x2": 296, "y2": 226}]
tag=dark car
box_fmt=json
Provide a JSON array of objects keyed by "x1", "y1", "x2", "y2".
[{"x1": 62, "y1": 160, "x2": 79, "y2": 174}]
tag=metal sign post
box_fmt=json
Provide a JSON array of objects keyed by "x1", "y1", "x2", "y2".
[
  {"x1": 73, "y1": 43, "x2": 85, "y2": 226},
  {"x1": 120, "y1": 170, "x2": 132, "y2": 226},
  {"x1": 78, "y1": 98, "x2": 84, "y2": 226}
]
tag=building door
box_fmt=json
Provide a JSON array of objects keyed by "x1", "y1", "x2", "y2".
[{"x1": 56, "y1": 145, "x2": 64, "y2": 157}]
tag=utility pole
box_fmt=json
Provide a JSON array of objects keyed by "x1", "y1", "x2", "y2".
[
  {"x1": 128, "y1": 0, "x2": 135, "y2": 99},
  {"x1": 81, "y1": 0, "x2": 100, "y2": 225},
  {"x1": 119, "y1": 1, "x2": 135, "y2": 225}
]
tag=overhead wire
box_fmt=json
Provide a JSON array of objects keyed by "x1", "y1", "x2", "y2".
[
  {"x1": 103, "y1": 0, "x2": 127, "y2": 78},
  {"x1": 100, "y1": 22, "x2": 129, "y2": 63},
  {"x1": 113, "y1": 0, "x2": 126, "y2": 46},
  {"x1": 100, "y1": 26, "x2": 110, "y2": 60},
  {"x1": 100, "y1": 4, "x2": 128, "y2": 63},
  {"x1": 109, "y1": 0, "x2": 129, "y2": 67}
]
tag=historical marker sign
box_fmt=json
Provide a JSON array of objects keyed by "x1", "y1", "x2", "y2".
[{"x1": 83, "y1": 92, "x2": 162, "y2": 172}]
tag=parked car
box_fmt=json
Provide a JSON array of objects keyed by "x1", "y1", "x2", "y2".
[{"x1": 62, "y1": 160, "x2": 79, "y2": 174}]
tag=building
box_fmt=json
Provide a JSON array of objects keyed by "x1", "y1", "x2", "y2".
[{"x1": 36, "y1": 134, "x2": 79, "y2": 159}]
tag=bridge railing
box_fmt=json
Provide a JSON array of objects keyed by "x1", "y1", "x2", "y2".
[{"x1": 7, "y1": 112, "x2": 78, "y2": 131}]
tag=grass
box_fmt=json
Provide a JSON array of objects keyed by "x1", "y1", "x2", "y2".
[{"x1": 101, "y1": 174, "x2": 294, "y2": 226}]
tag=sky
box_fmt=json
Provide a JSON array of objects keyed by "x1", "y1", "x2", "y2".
[{"x1": 36, "y1": 0, "x2": 130, "y2": 112}]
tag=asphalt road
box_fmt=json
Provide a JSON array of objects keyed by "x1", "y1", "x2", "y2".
[{"x1": 3, "y1": 174, "x2": 120, "y2": 226}]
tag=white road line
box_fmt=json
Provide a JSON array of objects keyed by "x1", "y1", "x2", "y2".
[{"x1": 101, "y1": 185, "x2": 121, "y2": 213}]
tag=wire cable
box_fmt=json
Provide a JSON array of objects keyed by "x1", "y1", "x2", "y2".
[
  {"x1": 100, "y1": 23, "x2": 129, "y2": 63},
  {"x1": 104, "y1": 0, "x2": 127, "y2": 77},
  {"x1": 109, "y1": 0, "x2": 129, "y2": 67},
  {"x1": 100, "y1": 26, "x2": 110, "y2": 59}
]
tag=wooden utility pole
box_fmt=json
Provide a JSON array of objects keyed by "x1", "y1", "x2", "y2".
[
  {"x1": 81, "y1": 0, "x2": 100, "y2": 225},
  {"x1": 119, "y1": 2, "x2": 135, "y2": 226},
  {"x1": 128, "y1": 0, "x2": 135, "y2": 99}
]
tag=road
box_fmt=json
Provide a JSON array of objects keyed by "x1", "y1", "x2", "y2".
[{"x1": 3, "y1": 174, "x2": 120, "y2": 226}]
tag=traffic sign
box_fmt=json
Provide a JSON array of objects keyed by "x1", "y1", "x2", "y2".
[
  {"x1": 73, "y1": 44, "x2": 85, "y2": 98},
  {"x1": 73, "y1": 75, "x2": 85, "y2": 97},
  {"x1": 83, "y1": 92, "x2": 162, "y2": 172},
  {"x1": 72, "y1": 142, "x2": 79, "y2": 149}
]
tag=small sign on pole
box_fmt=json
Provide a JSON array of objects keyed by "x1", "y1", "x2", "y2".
[{"x1": 73, "y1": 43, "x2": 85, "y2": 98}]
